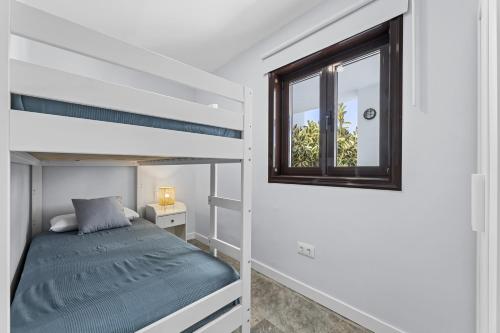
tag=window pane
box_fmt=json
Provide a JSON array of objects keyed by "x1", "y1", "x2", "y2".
[
  {"x1": 336, "y1": 51, "x2": 380, "y2": 167},
  {"x1": 289, "y1": 73, "x2": 320, "y2": 168}
]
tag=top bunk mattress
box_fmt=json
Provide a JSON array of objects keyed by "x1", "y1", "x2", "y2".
[
  {"x1": 10, "y1": 218, "x2": 239, "y2": 333},
  {"x1": 11, "y1": 94, "x2": 241, "y2": 139}
]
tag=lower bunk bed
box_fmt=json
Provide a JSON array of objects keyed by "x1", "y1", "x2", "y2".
[{"x1": 11, "y1": 218, "x2": 239, "y2": 333}]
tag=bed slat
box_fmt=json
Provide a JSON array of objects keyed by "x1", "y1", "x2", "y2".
[
  {"x1": 11, "y1": 2, "x2": 245, "y2": 102},
  {"x1": 139, "y1": 158, "x2": 241, "y2": 166},
  {"x1": 193, "y1": 305, "x2": 243, "y2": 333}
]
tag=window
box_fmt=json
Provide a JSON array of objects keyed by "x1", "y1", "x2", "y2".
[{"x1": 268, "y1": 16, "x2": 402, "y2": 190}]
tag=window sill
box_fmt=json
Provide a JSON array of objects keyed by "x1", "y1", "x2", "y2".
[{"x1": 268, "y1": 174, "x2": 401, "y2": 191}]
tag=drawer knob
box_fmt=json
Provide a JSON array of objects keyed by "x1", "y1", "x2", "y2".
[{"x1": 171, "y1": 219, "x2": 175, "y2": 223}]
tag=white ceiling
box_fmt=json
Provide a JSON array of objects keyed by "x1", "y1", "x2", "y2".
[{"x1": 20, "y1": 0, "x2": 324, "y2": 71}]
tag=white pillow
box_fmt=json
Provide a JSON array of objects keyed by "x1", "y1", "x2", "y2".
[
  {"x1": 124, "y1": 207, "x2": 139, "y2": 220},
  {"x1": 50, "y1": 213, "x2": 78, "y2": 232},
  {"x1": 50, "y1": 207, "x2": 138, "y2": 233}
]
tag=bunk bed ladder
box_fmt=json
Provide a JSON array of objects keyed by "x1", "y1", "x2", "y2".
[{"x1": 208, "y1": 87, "x2": 253, "y2": 333}]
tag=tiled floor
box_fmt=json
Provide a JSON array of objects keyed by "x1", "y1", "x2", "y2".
[{"x1": 189, "y1": 240, "x2": 371, "y2": 333}]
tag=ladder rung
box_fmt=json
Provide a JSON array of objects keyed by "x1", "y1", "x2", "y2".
[
  {"x1": 208, "y1": 196, "x2": 242, "y2": 211},
  {"x1": 209, "y1": 237, "x2": 241, "y2": 261}
]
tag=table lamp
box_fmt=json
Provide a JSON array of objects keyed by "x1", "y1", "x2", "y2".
[{"x1": 158, "y1": 186, "x2": 175, "y2": 206}]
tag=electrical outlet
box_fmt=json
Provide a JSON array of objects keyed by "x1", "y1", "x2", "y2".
[{"x1": 297, "y1": 241, "x2": 315, "y2": 259}]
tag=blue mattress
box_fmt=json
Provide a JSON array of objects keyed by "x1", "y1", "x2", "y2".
[
  {"x1": 11, "y1": 94, "x2": 241, "y2": 139},
  {"x1": 11, "y1": 219, "x2": 239, "y2": 333}
]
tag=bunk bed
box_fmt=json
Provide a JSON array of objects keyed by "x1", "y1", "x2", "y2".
[{"x1": 2, "y1": 2, "x2": 252, "y2": 333}]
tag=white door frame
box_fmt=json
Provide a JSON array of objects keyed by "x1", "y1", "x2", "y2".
[
  {"x1": 476, "y1": 0, "x2": 499, "y2": 332},
  {"x1": 0, "y1": 0, "x2": 10, "y2": 332}
]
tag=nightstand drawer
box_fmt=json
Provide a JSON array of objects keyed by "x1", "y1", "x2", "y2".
[{"x1": 156, "y1": 213, "x2": 186, "y2": 228}]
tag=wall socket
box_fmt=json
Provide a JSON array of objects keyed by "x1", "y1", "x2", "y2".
[{"x1": 297, "y1": 241, "x2": 315, "y2": 259}]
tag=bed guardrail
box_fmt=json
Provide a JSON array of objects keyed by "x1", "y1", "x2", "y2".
[
  {"x1": 9, "y1": 1, "x2": 248, "y2": 160},
  {"x1": 11, "y1": 2, "x2": 245, "y2": 102},
  {"x1": 136, "y1": 281, "x2": 242, "y2": 333},
  {"x1": 10, "y1": 109, "x2": 245, "y2": 159},
  {"x1": 10, "y1": 60, "x2": 244, "y2": 131}
]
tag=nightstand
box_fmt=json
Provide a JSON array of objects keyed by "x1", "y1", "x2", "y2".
[{"x1": 145, "y1": 202, "x2": 187, "y2": 240}]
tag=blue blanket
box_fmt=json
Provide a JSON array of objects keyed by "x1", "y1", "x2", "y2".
[{"x1": 11, "y1": 219, "x2": 239, "y2": 333}]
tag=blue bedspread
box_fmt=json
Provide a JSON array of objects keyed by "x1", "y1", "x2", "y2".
[
  {"x1": 11, "y1": 219, "x2": 239, "y2": 333},
  {"x1": 11, "y1": 94, "x2": 241, "y2": 139}
]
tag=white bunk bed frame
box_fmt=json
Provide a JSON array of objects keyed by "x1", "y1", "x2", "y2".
[{"x1": 1, "y1": 2, "x2": 252, "y2": 333}]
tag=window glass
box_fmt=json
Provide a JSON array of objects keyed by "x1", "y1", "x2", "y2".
[
  {"x1": 268, "y1": 17, "x2": 402, "y2": 190},
  {"x1": 289, "y1": 73, "x2": 320, "y2": 168},
  {"x1": 336, "y1": 51, "x2": 380, "y2": 167}
]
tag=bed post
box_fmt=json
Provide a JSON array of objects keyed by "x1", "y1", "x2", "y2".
[
  {"x1": 0, "y1": 0, "x2": 10, "y2": 330},
  {"x1": 209, "y1": 163, "x2": 218, "y2": 256},
  {"x1": 136, "y1": 166, "x2": 145, "y2": 217},
  {"x1": 31, "y1": 165, "x2": 43, "y2": 236},
  {"x1": 240, "y1": 87, "x2": 253, "y2": 333}
]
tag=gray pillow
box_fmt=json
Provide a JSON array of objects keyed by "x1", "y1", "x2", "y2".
[{"x1": 72, "y1": 196, "x2": 131, "y2": 234}]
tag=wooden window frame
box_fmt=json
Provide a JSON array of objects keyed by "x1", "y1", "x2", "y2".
[{"x1": 268, "y1": 16, "x2": 403, "y2": 190}]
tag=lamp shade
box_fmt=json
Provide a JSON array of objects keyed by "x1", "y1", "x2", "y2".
[{"x1": 157, "y1": 186, "x2": 176, "y2": 206}]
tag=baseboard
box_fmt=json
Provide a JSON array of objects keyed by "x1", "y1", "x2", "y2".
[
  {"x1": 192, "y1": 232, "x2": 405, "y2": 332},
  {"x1": 251, "y1": 260, "x2": 406, "y2": 333},
  {"x1": 194, "y1": 232, "x2": 209, "y2": 245},
  {"x1": 186, "y1": 232, "x2": 196, "y2": 241}
]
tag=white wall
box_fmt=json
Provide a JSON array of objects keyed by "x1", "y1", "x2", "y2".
[
  {"x1": 195, "y1": 0, "x2": 477, "y2": 332},
  {"x1": 10, "y1": 163, "x2": 30, "y2": 284}
]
